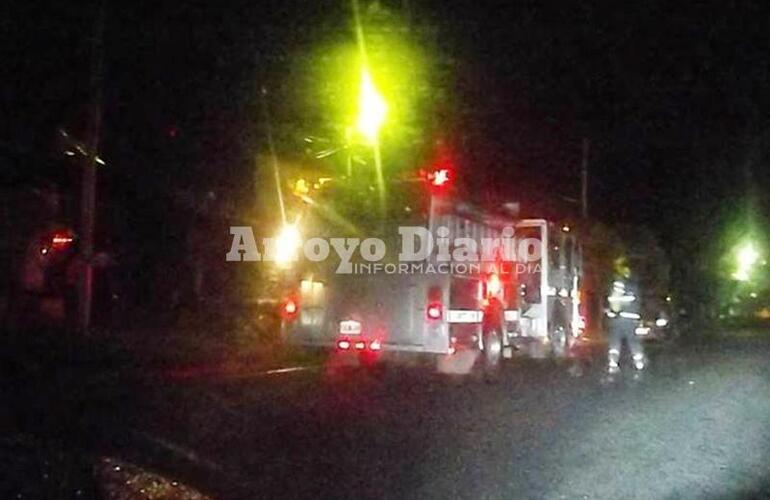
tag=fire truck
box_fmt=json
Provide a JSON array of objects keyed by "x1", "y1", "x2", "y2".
[{"x1": 278, "y1": 173, "x2": 584, "y2": 376}]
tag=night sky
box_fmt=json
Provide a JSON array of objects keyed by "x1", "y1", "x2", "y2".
[{"x1": 4, "y1": 1, "x2": 770, "y2": 257}]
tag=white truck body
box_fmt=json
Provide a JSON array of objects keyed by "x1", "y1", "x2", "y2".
[{"x1": 283, "y1": 205, "x2": 583, "y2": 361}]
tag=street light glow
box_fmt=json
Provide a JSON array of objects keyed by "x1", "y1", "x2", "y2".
[
  {"x1": 733, "y1": 241, "x2": 759, "y2": 281},
  {"x1": 356, "y1": 68, "x2": 387, "y2": 144},
  {"x1": 275, "y1": 223, "x2": 301, "y2": 267}
]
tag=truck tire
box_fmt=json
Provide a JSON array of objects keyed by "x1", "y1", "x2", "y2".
[{"x1": 482, "y1": 327, "x2": 503, "y2": 382}]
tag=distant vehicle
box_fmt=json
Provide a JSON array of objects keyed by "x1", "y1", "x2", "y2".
[
  {"x1": 279, "y1": 177, "x2": 586, "y2": 377},
  {"x1": 634, "y1": 303, "x2": 672, "y2": 342}
]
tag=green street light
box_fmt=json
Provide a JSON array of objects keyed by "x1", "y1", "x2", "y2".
[
  {"x1": 356, "y1": 68, "x2": 387, "y2": 145},
  {"x1": 733, "y1": 241, "x2": 759, "y2": 281}
]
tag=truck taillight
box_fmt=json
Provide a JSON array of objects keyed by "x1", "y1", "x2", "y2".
[
  {"x1": 486, "y1": 273, "x2": 501, "y2": 296},
  {"x1": 280, "y1": 298, "x2": 299, "y2": 320},
  {"x1": 337, "y1": 339, "x2": 351, "y2": 350},
  {"x1": 370, "y1": 339, "x2": 382, "y2": 351},
  {"x1": 427, "y1": 302, "x2": 442, "y2": 320},
  {"x1": 354, "y1": 341, "x2": 366, "y2": 350},
  {"x1": 40, "y1": 229, "x2": 75, "y2": 255},
  {"x1": 51, "y1": 231, "x2": 75, "y2": 251}
]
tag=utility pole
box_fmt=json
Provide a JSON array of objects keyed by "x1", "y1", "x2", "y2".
[
  {"x1": 78, "y1": 3, "x2": 105, "y2": 334},
  {"x1": 581, "y1": 138, "x2": 589, "y2": 219}
]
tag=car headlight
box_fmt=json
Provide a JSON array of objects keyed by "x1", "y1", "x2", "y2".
[
  {"x1": 635, "y1": 326, "x2": 651, "y2": 336},
  {"x1": 655, "y1": 318, "x2": 669, "y2": 327}
]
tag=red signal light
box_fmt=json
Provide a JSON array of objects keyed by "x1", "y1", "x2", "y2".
[{"x1": 427, "y1": 302, "x2": 443, "y2": 320}]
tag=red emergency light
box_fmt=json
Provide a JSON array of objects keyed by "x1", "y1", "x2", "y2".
[
  {"x1": 424, "y1": 141, "x2": 455, "y2": 192},
  {"x1": 486, "y1": 273, "x2": 502, "y2": 296},
  {"x1": 426, "y1": 302, "x2": 443, "y2": 320},
  {"x1": 429, "y1": 168, "x2": 451, "y2": 187}
]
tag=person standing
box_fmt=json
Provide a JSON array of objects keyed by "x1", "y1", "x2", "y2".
[{"x1": 605, "y1": 258, "x2": 645, "y2": 373}]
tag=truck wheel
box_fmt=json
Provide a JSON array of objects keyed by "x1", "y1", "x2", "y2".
[{"x1": 482, "y1": 327, "x2": 503, "y2": 382}]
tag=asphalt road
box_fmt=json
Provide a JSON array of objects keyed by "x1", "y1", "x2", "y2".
[
  {"x1": 116, "y1": 335, "x2": 770, "y2": 500},
  {"x1": 4, "y1": 333, "x2": 770, "y2": 499}
]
